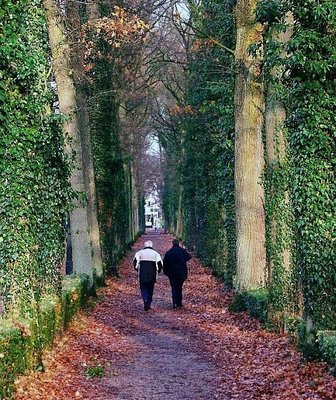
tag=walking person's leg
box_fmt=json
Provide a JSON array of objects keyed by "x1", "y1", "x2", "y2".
[
  {"x1": 176, "y1": 278, "x2": 184, "y2": 307},
  {"x1": 169, "y1": 277, "x2": 179, "y2": 308},
  {"x1": 147, "y1": 282, "x2": 155, "y2": 307},
  {"x1": 140, "y1": 282, "x2": 154, "y2": 311}
]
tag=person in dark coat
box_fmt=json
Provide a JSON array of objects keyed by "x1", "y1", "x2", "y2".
[
  {"x1": 163, "y1": 239, "x2": 192, "y2": 309},
  {"x1": 133, "y1": 240, "x2": 163, "y2": 311}
]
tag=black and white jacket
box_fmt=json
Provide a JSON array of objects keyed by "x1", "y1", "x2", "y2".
[{"x1": 133, "y1": 247, "x2": 163, "y2": 284}]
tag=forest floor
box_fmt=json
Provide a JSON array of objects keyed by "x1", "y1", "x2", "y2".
[{"x1": 15, "y1": 233, "x2": 335, "y2": 400}]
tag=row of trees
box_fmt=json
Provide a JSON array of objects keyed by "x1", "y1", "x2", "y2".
[
  {"x1": 154, "y1": 0, "x2": 335, "y2": 346},
  {"x1": 0, "y1": 0, "x2": 161, "y2": 316},
  {"x1": 0, "y1": 0, "x2": 334, "y2": 355}
]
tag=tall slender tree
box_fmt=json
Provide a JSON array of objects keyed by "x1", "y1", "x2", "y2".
[
  {"x1": 234, "y1": 0, "x2": 266, "y2": 291},
  {"x1": 43, "y1": 0, "x2": 93, "y2": 283},
  {"x1": 65, "y1": 0, "x2": 104, "y2": 281}
]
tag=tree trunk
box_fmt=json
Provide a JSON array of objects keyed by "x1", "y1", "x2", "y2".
[
  {"x1": 77, "y1": 92, "x2": 104, "y2": 281},
  {"x1": 129, "y1": 174, "x2": 138, "y2": 241},
  {"x1": 87, "y1": 0, "x2": 100, "y2": 19},
  {"x1": 176, "y1": 183, "x2": 184, "y2": 239},
  {"x1": 43, "y1": 0, "x2": 93, "y2": 283},
  {"x1": 176, "y1": 136, "x2": 185, "y2": 239},
  {"x1": 66, "y1": 0, "x2": 104, "y2": 281},
  {"x1": 234, "y1": 0, "x2": 266, "y2": 291},
  {"x1": 118, "y1": 100, "x2": 142, "y2": 243}
]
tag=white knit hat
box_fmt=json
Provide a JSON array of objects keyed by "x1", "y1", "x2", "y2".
[{"x1": 144, "y1": 240, "x2": 153, "y2": 248}]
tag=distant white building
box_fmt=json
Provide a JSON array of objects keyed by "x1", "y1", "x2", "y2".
[{"x1": 144, "y1": 193, "x2": 162, "y2": 229}]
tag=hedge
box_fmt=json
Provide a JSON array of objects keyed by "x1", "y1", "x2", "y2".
[{"x1": 0, "y1": 274, "x2": 89, "y2": 399}]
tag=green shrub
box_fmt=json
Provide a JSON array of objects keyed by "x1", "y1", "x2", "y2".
[
  {"x1": 0, "y1": 323, "x2": 28, "y2": 399},
  {"x1": 39, "y1": 296, "x2": 59, "y2": 351},
  {"x1": 229, "y1": 289, "x2": 269, "y2": 324},
  {"x1": 318, "y1": 331, "x2": 336, "y2": 376},
  {"x1": 228, "y1": 292, "x2": 248, "y2": 312},
  {"x1": 61, "y1": 274, "x2": 90, "y2": 327}
]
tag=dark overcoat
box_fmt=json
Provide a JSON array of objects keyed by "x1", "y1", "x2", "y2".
[{"x1": 163, "y1": 245, "x2": 192, "y2": 280}]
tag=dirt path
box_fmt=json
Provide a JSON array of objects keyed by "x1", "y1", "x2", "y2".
[{"x1": 15, "y1": 234, "x2": 335, "y2": 400}]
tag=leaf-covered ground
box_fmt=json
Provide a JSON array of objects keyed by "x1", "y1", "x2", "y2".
[{"x1": 15, "y1": 233, "x2": 336, "y2": 399}]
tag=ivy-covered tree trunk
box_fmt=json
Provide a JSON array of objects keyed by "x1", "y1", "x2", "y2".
[
  {"x1": 175, "y1": 183, "x2": 184, "y2": 240},
  {"x1": 176, "y1": 140, "x2": 185, "y2": 240},
  {"x1": 43, "y1": 0, "x2": 93, "y2": 283},
  {"x1": 0, "y1": 0, "x2": 71, "y2": 314},
  {"x1": 130, "y1": 164, "x2": 139, "y2": 238},
  {"x1": 285, "y1": 0, "x2": 336, "y2": 340},
  {"x1": 264, "y1": 14, "x2": 296, "y2": 325},
  {"x1": 118, "y1": 101, "x2": 143, "y2": 243},
  {"x1": 234, "y1": 0, "x2": 266, "y2": 291}
]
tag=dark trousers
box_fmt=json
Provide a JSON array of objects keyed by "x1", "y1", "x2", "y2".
[
  {"x1": 140, "y1": 281, "x2": 155, "y2": 305},
  {"x1": 169, "y1": 276, "x2": 185, "y2": 306}
]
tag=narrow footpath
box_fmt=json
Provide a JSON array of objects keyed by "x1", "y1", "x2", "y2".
[{"x1": 15, "y1": 234, "x2": 335, "y2": 400}]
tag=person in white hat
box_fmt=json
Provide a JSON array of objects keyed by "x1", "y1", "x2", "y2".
[{"x1": 133, "y1": 240, "x2": 163, "y2": 311}]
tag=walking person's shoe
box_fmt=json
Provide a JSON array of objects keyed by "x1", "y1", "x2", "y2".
[
  {"x1": 144, "y1": 302, "x2": 151, "y2": 311},
  {"x1": 173, "y1": 304, "x2": 178, "y2": 309}
]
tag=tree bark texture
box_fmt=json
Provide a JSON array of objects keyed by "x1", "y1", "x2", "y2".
[
  {"x1": 234, "y1": 0, "x2": 266, "y2": 291},
  {"x1": 43, "y1": 0, "x2": 93, "y2": 283},
  {"x1": 87, "y1": 0, "x2": 100, "y2": 20},
  {"x1": 77, "y1": 92, "x2": 104, "y2": 280},
  {"x1": 66, "y1": 0, "x2": 104, "y2": 280}
]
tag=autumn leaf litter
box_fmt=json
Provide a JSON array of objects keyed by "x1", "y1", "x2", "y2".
[{"x1": 15, "y1": 234, "x2": 336, "y2": 400}]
